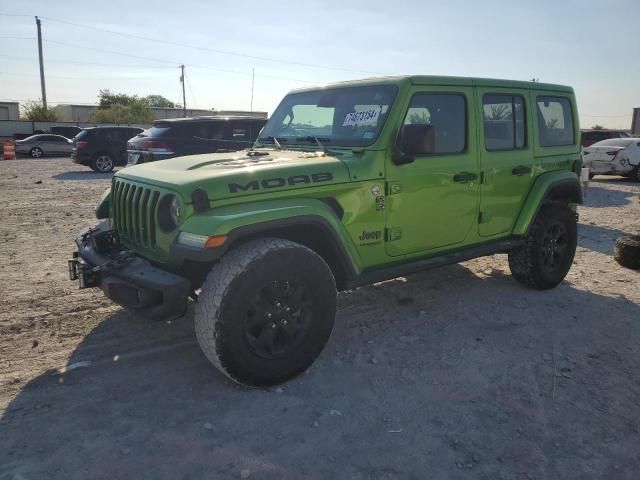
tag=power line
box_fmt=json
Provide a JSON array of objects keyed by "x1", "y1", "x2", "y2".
[
  {"x1": 0, "y1": 71, "x2": 173, "y2": 80},
  {"x1": 38, "y1": 16, "x2": 384, "y2": 75},
  {"x1": 0, "y1": 53, "x2": 177, "y2": 69},
  {"x1": 39, "y1": 38, "x2": 322, "y2": 84}
]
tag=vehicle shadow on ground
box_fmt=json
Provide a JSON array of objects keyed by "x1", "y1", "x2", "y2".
[
  {"x1": 578, "y1": 223, "x2": 629, "y2": 255},
  {"x1": 583, "y1": 183, "x2": 638, "y2": 208},
  {"x1": 52, "y1": 171, "x2": 117, "y2": 181},
  {"x1": 2, "y1": 264, "x2": 640, "y2": 479}
]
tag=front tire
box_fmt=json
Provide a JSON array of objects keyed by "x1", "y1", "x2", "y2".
[
  {"x1": 630, "y1": 165, "x2": 640, "y2": 183},
  {"x1": 508, "y1": 203, "x2": 577, "y2": 289},
  {"x1": 91, "y1": 154, "x2": 114, "y2": 173},
  {"x1": 30, "y1": 147, "x2": 43, "y2": 158},
  {"x1": 195, "y1": 238, "x2": 337, "y2": 387}
]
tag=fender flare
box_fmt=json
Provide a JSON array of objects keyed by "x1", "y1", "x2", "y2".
[
  {"x1": 172, "y1": 198, "x2": 361, "y2": 283},
  {"x1": 512, "y1": 171, "x2": 581, "y2": 236}
]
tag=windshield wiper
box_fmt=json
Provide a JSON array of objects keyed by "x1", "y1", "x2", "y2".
[
  {"x1": 295, "y1": 136, "x2": 330, "y2": 154},
  {"x1": 258, "y1": 136, "x2": 286, "y2": 150}
]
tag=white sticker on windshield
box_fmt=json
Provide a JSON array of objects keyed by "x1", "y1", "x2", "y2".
[{"x1": 342, "y1": 108, "x2": 381, "y2": 127}]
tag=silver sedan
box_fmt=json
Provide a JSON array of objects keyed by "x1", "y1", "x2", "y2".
[{"x1": 15, "y1": 134, "x2": 73, "y2": 158}]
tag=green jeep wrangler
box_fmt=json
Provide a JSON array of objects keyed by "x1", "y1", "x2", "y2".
[{"x1": 69, "y1": 76, "x2": 582, "y2": 386}]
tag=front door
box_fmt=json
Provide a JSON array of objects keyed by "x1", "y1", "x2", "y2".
[{"x1": 385, "y1": 87, "x2": 480, "y2": 257}]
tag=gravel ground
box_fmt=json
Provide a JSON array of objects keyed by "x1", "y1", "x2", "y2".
[{"x1": 0, "y1": 157, "x2": 639, "y2": 480}]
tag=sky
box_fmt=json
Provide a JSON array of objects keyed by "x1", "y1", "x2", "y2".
[{"x1": 0, "y1": 0, "x2": 638, "y2": 128}]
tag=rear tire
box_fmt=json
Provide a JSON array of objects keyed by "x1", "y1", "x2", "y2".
[
  {"x1": 630, "y1": 165, "x2": 640, "y2": 183},
  {"x1": 30, "y1": 147, "x2": 43, "y2": 158},
  {"x1": 91, "y1": 154, "x2": 114, "y2": 173},
  {"x1": 195, "y1": 238, "x2": 337, "y2": 387},
  {"x1": 614, "y1": 235, "x2": 640, "y2": 270},
  {"x1": 508, "y1": 203, "x2": 577, "y2": 289}
]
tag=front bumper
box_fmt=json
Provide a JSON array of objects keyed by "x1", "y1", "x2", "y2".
[{"x1": 69, "y1": 222, "x2": 190, "y2": 321}]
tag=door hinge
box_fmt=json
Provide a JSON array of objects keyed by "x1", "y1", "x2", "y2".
[
  {"x1": 387, "y1": 181, "x2": 402, "y2": 195},
  {"x1": 386, "y1": 227, "x2": 402, "y2": 242},
  {"x1": 478, "y1": 211, "x2": 484, "y2": 224},
  {"x1": 479, "y1": 171, "x2": 485, "y2": 184}
]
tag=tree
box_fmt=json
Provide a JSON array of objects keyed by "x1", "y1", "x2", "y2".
[
  {"x1": 91, "y1": 102, "x2": 154, "y2": 124},
  {"x1": 21, "y1": 100, "x2": 58, "y2": 121},
  {"x1": 145, "y1": 95, "x2": 175, "y2": 108},
  {"x1": 591, "y1": 124, "x2": 605, "y2": 130},
  {"x1": 97, "y1": 89, "x2": 139, "y2": 108},
  {"x1": 92, "y1": 90, "x2": 154, "y2": 124}
]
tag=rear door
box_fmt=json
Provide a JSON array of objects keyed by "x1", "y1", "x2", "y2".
[{"x1": 477, "y1": 88, "x2": 535, "y2": 237}]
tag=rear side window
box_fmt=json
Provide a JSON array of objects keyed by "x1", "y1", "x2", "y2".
[
  {"x1": 482, "y1": 94, "x2": 526, "y2": 151},
  {"x1": 536, "y1": 96, "x2": 574, "y2": 147},
  {"x1": 403, "y1": 93, "x2": 466, "y2": 154}
]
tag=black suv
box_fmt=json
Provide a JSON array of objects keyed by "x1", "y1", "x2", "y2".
[
  {"x1": 72, "y1": 126, "x2": 144, "y2": 172},
  {"x1": 126, "y1": 116, "x2": 267, "y2": 165}
]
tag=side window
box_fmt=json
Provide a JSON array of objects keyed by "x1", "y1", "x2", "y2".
[
  {"x1": 482, "y1": 94, "x2": 526, "y2": 150},
  {"x1": 402, "y1": 93, "x2": 466, "y2": 154},
  {"x1": 536, "y1": 96, "x2": 574, "y2": 147}
]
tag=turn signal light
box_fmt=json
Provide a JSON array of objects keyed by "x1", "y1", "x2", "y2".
[{"x1": 204, "y1": 235, "x2": 227, "y2": 248}]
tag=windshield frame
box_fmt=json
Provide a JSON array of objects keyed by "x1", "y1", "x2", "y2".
[{"x1": 258, "y1": 84, "x2": 399, "y2": 149}]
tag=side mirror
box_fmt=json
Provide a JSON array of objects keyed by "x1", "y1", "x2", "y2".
[{"x1": 393, "y1": 124, "x2": 435, "y2": 165}]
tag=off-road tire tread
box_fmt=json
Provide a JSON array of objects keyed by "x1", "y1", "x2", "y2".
[
  {"x1": 194, "y1": 237, "x2": 335, "y2": 385},
  {"x1": 508, "y1": 202, "x2": 576, "y2": 289},
  {"x1": 614, "y1": 234, "x2": 640, "y2": 270}
]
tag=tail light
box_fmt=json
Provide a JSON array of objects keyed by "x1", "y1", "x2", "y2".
[
  {"x1": 76, "y1": 141, "x2": 88, "y2": 148},
  {"x1": 138, "y1": 140, "x2": 173, "y2": 153},
  {"x1": 606, "y1": 151, "x2": 619, "y2": 157}
]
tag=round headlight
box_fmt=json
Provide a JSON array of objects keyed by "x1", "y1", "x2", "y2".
[{"x1": 158, "y1": 194, "x2": 181, "y2": 232}]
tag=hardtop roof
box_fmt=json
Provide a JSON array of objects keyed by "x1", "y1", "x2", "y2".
[{"x1": 290, "y1": 75, "x2": 573, "y2": 94}]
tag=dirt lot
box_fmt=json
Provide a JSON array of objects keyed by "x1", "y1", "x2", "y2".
[{"x1": 0, "y1": 157, "x2": 639, "y2": 480}]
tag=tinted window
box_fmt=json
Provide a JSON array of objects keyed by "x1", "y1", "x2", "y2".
[
  {"x1": 144, "y1": 126, "x2": 171, "y2": 137},
  {"x1": 403, "y1": 93, "x2": 466, "y2": 154},
  {"x1": 482, "y1": 94, "x2": 526, "y2": 150},
  {"x1": 536, "y1": 96, "x2": 574, "y2": 147}
]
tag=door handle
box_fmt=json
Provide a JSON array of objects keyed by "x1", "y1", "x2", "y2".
[
  {"x1": 453, "y1": 172, "x2": 478, "y2": 183},
  {"x1": 512, "y1": 165, "x2": 532, "y2": 176}
]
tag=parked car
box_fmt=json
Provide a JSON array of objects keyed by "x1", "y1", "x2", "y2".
[
  {"x1": 581, "y1": 129, "x2": 629, "y2": 147},
  {"x1": 582, "y1": 138, "x2": 640, "y2": 181},
  {"x1": 15, "y1": 134, "x2": 73, "y2": 158},
  {"x1": 126, "y1": 116, "x2": 267, "y2": 165},
  {"x1": 72, "y1": 126, "x2": 144, "y2": 172},
  {"x1": 50, "y1": 125, "x2": 82, "y2": 139},
  {"x1": 72, "y1": 75, "x2": 583, "y2": 386}
]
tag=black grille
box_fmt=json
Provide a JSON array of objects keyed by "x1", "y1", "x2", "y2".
[{"x1": 111, "y1": 178, "x2": 160, "y2": 248}]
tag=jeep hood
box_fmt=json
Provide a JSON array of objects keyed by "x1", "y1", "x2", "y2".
[{"x1": 116, "y1": 149, "x2": 351, "y2": 200}]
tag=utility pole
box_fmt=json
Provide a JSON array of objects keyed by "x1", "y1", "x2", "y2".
[
  {"x1": 250, "y1": 68, "x2": 255, "y2": 112},
  {"x1": 180, "y1": 64, "x2": 186, "y2": 117},
  {"x1": 35, "y1": 16, "x2": 47, "y2": 110}
]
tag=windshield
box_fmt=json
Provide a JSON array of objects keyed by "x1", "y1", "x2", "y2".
[{"x1": 260, "y1": 85, "x2": 398, "y2": 147}]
